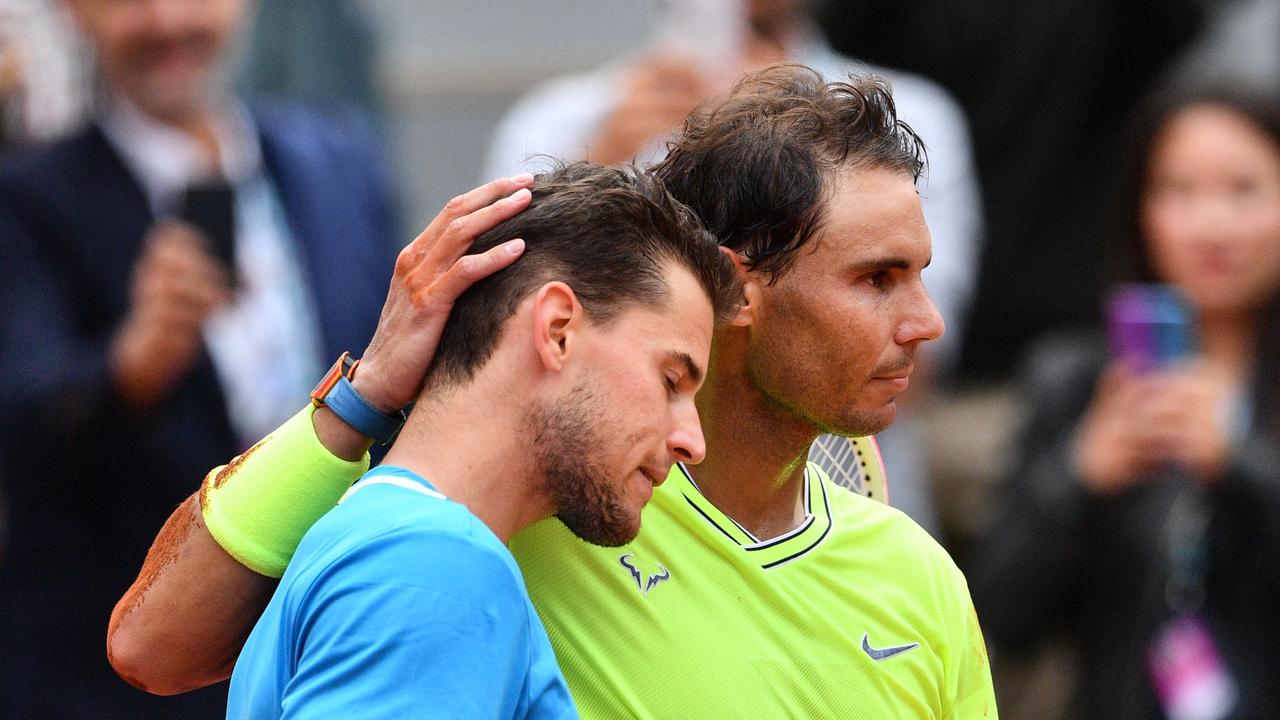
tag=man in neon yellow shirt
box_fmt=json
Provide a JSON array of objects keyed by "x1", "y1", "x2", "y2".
[{"x1": 109, "y1": 65, "x2": 996, "y2": 718}]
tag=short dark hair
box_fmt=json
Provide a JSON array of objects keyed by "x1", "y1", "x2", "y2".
[
  {"x1": 429, "y1": 162, "x2": 738, "y2": 386},
  {"x1": 654, "y1": 63, "x2": 927, "y2": 281}
]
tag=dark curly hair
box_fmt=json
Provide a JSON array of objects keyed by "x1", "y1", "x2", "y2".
[
  {"x1": 654, "y1": 63, "x2": 927, "y2": 282},
  {"x1": 429, "y1": 161, "x2": 738, "y2": 386}
]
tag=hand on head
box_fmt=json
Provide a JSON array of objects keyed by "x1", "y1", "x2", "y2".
[{"x1": 352, "y1": 174, "x2": 534, "y2": 413}]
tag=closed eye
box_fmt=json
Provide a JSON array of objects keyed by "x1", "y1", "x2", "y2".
[
  {"x1": 662, "y1": 351, "x2": 704, "y2": 388},
  {"x1": 864, "y1": 271, "x2": 890, "y2": 289},
  {"x1": 663, "y1": 373, "x2": 679, "y2": 394}
]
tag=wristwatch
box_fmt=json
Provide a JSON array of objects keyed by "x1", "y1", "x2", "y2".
[{"x1": 310, "y1": 352, "x2": 407, "y2": 445}]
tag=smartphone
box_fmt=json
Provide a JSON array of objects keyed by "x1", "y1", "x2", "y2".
[
  {"x1": 1105, "y1": 284, "x2": 1196, "y2": 372},
  {"x1": 179, "y1": 182, "x2": 237, "y2": 285}
]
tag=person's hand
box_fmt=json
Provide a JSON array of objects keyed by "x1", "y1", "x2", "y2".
[
  {"x1": 351, "y1": 175, "x2": 536, "y2": 414},
  {"x1": 1131, "y1": 363, "x2": 1232, "y2": 484},
  {"x1": 110, "y1": 222, "x2": 232, "y2": 410},
  {"x1": 1074, "y1": 364, "x2": 1158, "y2": 494},
  {"x1": 589, "y1": 54, "x2": 712, "y2": 166},
  {"x1": 1073, "y1": 362, "x2": 1232, "y2": 494}
]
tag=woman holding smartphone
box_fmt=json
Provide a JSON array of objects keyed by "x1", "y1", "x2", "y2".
[{"x1": 970, "y1": 85, "x2": 1280, "y2": 720}]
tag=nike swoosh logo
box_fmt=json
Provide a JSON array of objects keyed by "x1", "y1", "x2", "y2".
[{"x1": 861, "y1": 632, "x2": 919, "y2": 661}]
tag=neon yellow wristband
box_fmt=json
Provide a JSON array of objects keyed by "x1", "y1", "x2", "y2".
[{"x1": 200, "y1": 404, "x2": 369, "y2": 577}]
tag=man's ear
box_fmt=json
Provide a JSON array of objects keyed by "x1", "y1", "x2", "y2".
[
  {"x1": 720, "y1": 247, "x2": 761, "y2": 328},
  {"x1": 531, "y1": 281, "x2": 582, "y2": 372}
]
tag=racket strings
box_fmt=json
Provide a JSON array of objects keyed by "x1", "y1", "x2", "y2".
[{"x1": 809, "y1": 434, "x2": 866, "y2": 495}]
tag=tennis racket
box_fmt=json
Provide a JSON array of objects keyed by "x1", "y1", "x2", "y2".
[{"x1": 808, "y1": 434, "x2": 889, "y2": 505}]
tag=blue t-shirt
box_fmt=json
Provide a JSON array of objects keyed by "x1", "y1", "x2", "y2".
[{"x1": 226, "y1": 465, "x2": 576, "y2": 719}]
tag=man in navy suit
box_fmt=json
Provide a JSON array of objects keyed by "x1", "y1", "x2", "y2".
[{"x1": 0, "y1": 0, "x2": 396, "y2": 716}]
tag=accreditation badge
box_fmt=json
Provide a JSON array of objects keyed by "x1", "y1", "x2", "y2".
[{"x1": 1147, "y1": 614, "x2": 1238, "y2": 720}]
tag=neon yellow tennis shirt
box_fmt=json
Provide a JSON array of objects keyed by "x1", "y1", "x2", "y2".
[{"x1": 509, "y1": 462, "x2": 997, "y2": 719}]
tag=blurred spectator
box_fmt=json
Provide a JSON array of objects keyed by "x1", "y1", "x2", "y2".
[
  {"x1": 1167, "y1": 0, "x2": 1279, "y2": 92},
  {"x1": 0, "y1": 0, "x2": 396, "y2": 716},
  {"x1": 239, "y1": 0, "x2": 383, "y2": 121},
  {"x1": 818, "y1": 0, "x2": 1207, "y2": 382},
  {"x1": 484, "y1": 0, "x2": 984, "y2": 537},
  {"x1": 970, "y1": 85, "x2": 1280, "y2": 719},
  {"x1": 0, "y1": 0, "x2": 87, "y2": 149}
]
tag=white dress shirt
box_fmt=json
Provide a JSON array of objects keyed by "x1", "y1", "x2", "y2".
[{"x1": 99, "y1": 94, "x2": 325, "y2": 447}]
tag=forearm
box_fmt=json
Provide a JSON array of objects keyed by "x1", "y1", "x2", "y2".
[
  {"x1": 108, "y1": 406, "x2": 371, "y2": 693},
  {"x1": 104, "y1": 171, "x2": 534, "y2": 696},
  {"x1": 108, "y1": 493, "x2": 275, "y2": 694}
]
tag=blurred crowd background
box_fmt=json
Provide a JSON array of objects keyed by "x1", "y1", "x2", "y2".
[{"x1": 1, "y1": 1, "x2": 1278, "y2": 718}]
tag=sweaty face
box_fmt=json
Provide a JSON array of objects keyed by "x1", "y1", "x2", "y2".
[
  {"x1": 71, "y1": 0, "x2": 247, "y2": 121},
  {"x1": 745, "y1": 167, "x2": 944, "y2": 436},
  {"x1": 1142, "y1": 105, "x2": 1280, "y2": 316},
  {"x1": 536, "y1": 263, "x2": 714, "y2": 546}
]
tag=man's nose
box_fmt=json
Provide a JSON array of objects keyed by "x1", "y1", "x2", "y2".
[
  {"x1": 667, "y1": 397, "x2": 707, "y2": 465},
  {"x1": 896, "y1": 284, "x2": 945, "y2": 346}
]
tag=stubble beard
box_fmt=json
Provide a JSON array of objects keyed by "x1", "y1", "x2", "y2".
[
  {"x1": 117, "y1": 34, "x2": 236, "y2": 124},
  {"x1": 529, "y1": 384, "x2": 637, "y2": 548},
  {"x1": 746, "y1": 341, "x2": 895, "y2": 439}
]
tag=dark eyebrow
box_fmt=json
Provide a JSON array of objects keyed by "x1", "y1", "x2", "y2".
[
  {"x1": 668, "y1": 351, "x2": 704, "y2": 385},
  {"x1": 848, "y1": 254, "x2": 932, "y2": 274},
  {"x1": 848, "y1": 257, "x2": 910, "y2": 274}
]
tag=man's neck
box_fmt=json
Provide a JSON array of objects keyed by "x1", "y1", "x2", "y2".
[
  {"x1": 131, "y1": 97, "x2": 223, "y2": 172},
  {"x1": 166, "y1": 114, "x2": 222, "y2": 169},
  {"x1": 382, "y1": 379, "x2": 550, "y2": 543},
  {"x1": 98, "y1": 90, "x2": 235, "y2": 212},
  {"x1": 686, "y1": 344, "x2": 818, "y2": 539}
]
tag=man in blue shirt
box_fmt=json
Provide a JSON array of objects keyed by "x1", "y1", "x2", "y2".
[
  {"x1": 230, "y1": 467, "x2": 571, "y2": 718},
  {"x1": 223, "y1": 162, "x2": 737, "y2": 717}
]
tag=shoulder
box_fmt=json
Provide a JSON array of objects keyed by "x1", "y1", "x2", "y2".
[
  {"x1": 0, "y1": 125, "x2": 106, "y2": 195},
  {"x1": 0, "y1": 126, "x2": 131, "y2": 245},
  {"x1": 827, "y1": 483, "x2": 939, "y2": 547},
  {"x1": 297, "y1": 483, "x2": 525, "y2": 601},
  {"x1": 825, "y1": 476, "x2": 967, "y2": 591},
  {"x1": 249, "y1": 97, "x2": 384, "y2": 166}
]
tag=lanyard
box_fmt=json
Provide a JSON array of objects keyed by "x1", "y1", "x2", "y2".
[{"x1": 1162, "y1": 479, "x2": 1211, "y2": 615}]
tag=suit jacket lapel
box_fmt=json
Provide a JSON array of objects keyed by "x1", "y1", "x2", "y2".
[{"x1": 257, "y1": 112, "x2": 346, "y2": 359}]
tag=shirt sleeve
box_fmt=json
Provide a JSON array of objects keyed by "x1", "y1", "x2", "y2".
[
  {"x1": 279, "y1": 527, "x2": 568, "y2": 719},
  {"x1": 942, "y1": 561, "x2": 999, "y2": 720}
]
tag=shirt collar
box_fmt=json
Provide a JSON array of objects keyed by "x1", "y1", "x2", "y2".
[{"x1": 97, "y1": 90, "x2": 262, "y2": 216}]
